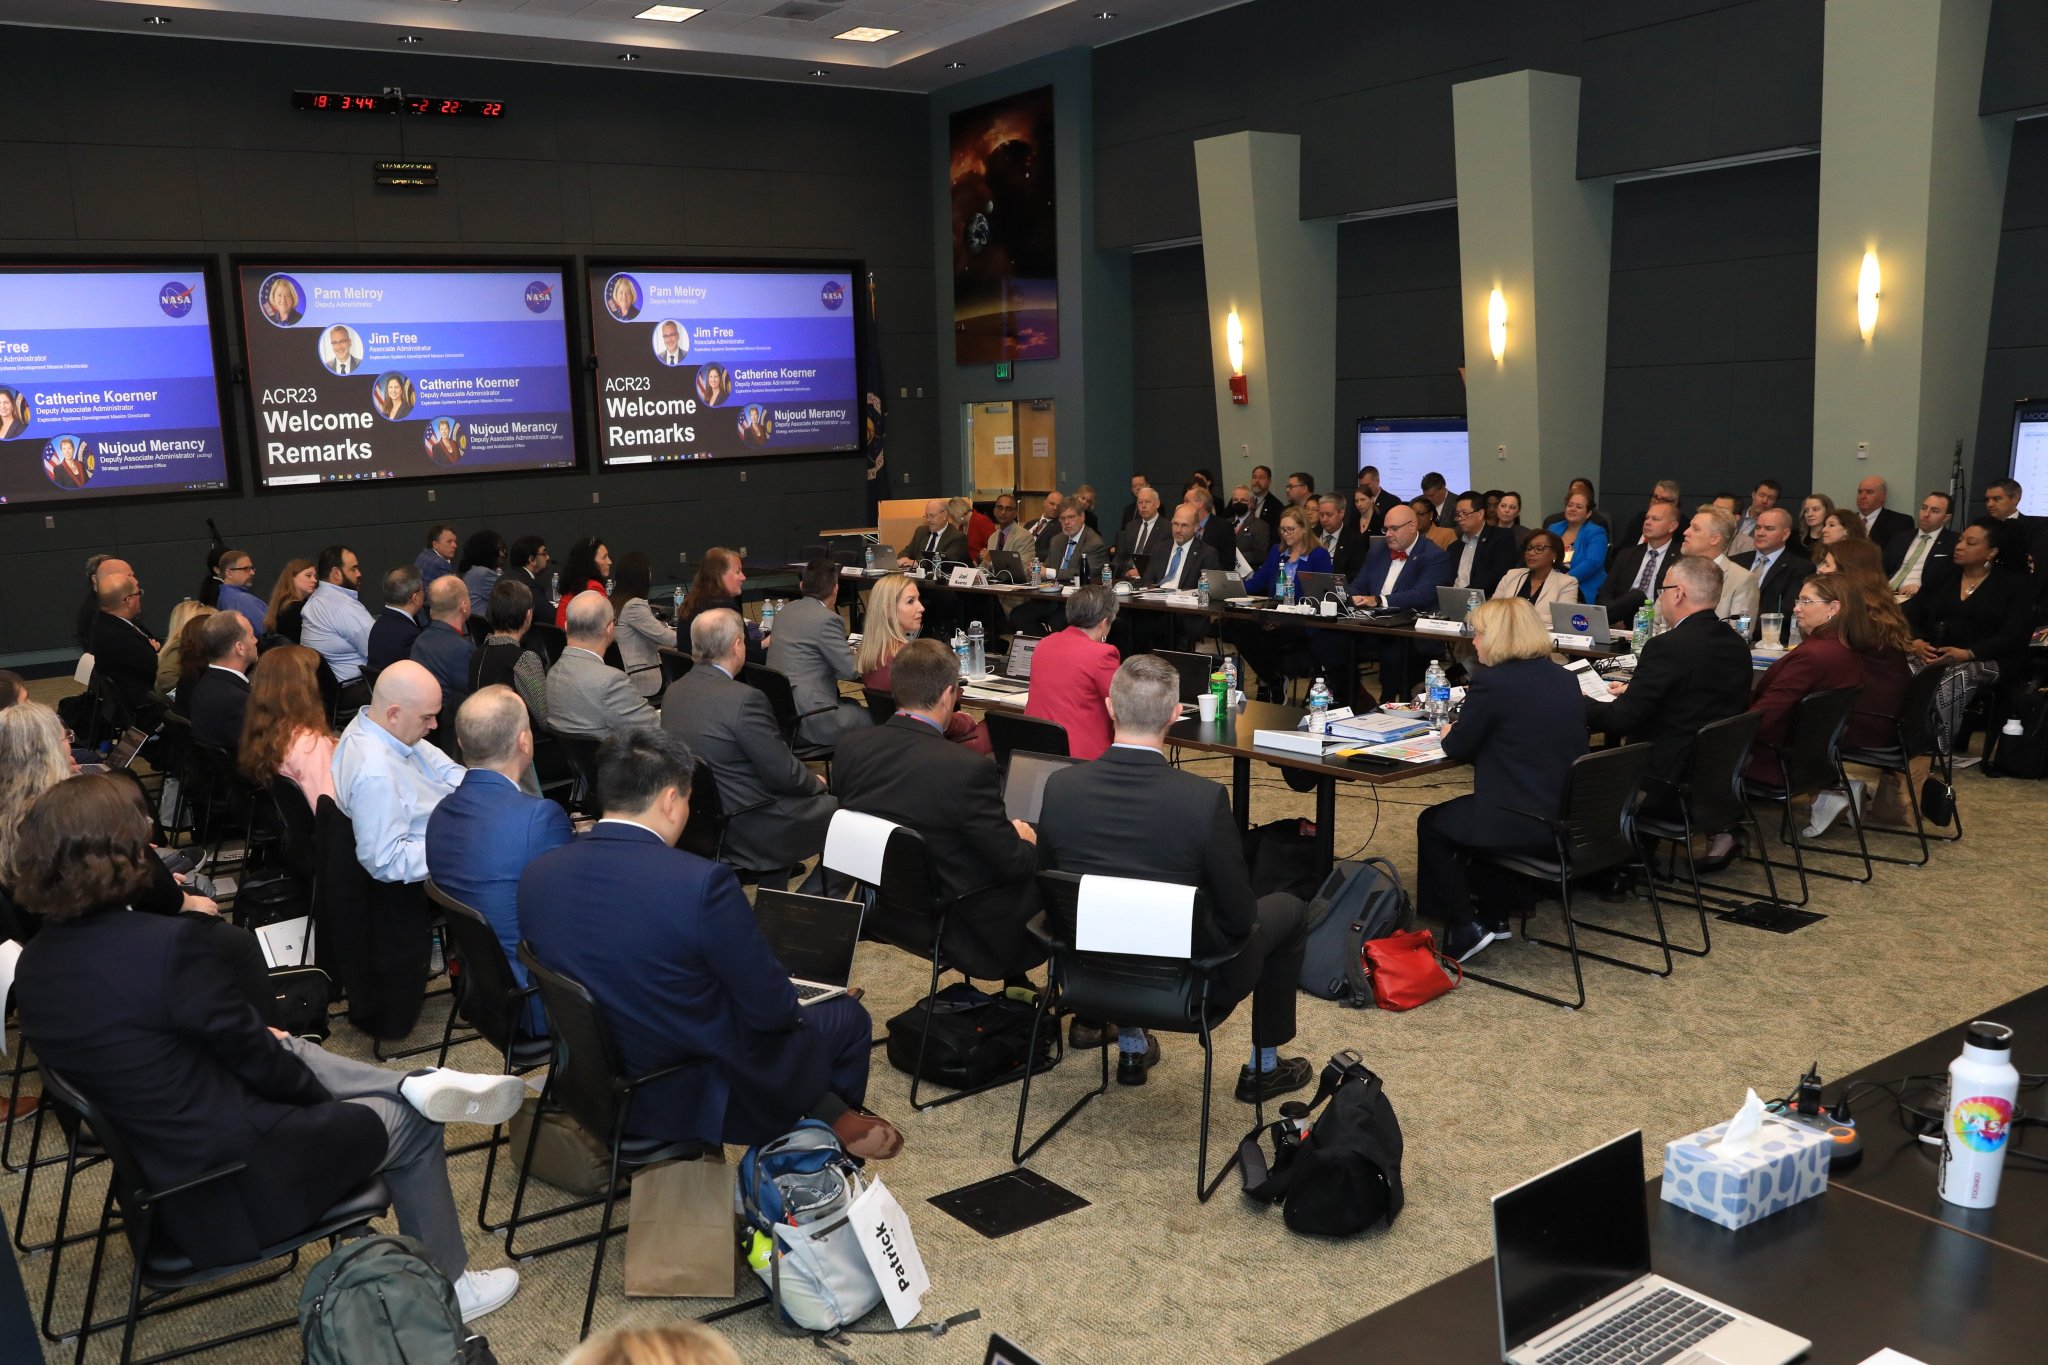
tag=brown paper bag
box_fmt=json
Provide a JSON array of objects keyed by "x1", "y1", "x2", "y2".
[{"x1": 623, "y1": 1151, "x2": 737, "y2": 1300}]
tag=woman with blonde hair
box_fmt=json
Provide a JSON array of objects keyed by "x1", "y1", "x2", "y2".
[
  {"x1": 855, "y1": 574, "x2": 990, "y2": 753},
  {"x1": 265, "y1": 557, "x2": 317, "y2": 641},
  {"x1": 238, "y1": 644, "x2": 337, "y2": 805},
  {"x1": 156, "y1": 599, "x2": 217, "y2": 695},
  {"x1": 561, "y1": 1321, "x2": 741, "y2": 1365}
]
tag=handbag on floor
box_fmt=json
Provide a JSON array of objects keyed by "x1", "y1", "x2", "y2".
[
  {"x1": 1240, "y1": 1050, "x2": 1406, "y2": 1237},
  {"x1": 739, "y1": 1120, "x2": 884, "y2": 1332},
  {"x1": 1360, "y1": 928, "x2": 1459, "y2": 1010},
  {"x1": 883, "y1": 982, "x2": 1052, "y2": 1087}
]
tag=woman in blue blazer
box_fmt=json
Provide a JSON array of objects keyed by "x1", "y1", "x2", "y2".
[
  {"x1": 1548, "y1": 488, "x2": 1608, "y2": 602},
  {"x1": 1233, "y1": 506, "x2": 1332, "y2": 699}
]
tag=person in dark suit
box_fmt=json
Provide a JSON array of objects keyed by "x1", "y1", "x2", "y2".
[
  {"x1": 1445, "y1": 490, "x2": 1518, "y2": 597},
  {"x1": 1117, "y1": 475, "x2": 1151, "y2": 529},
  {"x1": 1422, "y1": 598, "x2": 1588, "y2": 961},
  {"x1": 1114, "y1": 502, "x2": 1221, "y2": 655},
  {"x1": 1607, "y1": 480, "x2": 1682, "y2": 572},
  {"x1": 1882, "y1": 490, "x2": 1957, "y2": 598},
  {"x1": 1113, "y1": 486, "x2": 1167, "y2": 581},
  {"x1": 830, "y1": 639, "x2": 1043, "y2": 982},
  {"x1": 1732, "y1": 507, "x2": 1813, "y2": 646},
  {"x1": 1339, "y1": 504, "x2": 1455, "y2": 705},
  {"x1": 186, "y1": 611, "x2": 256, "y2": 751},
  {"x1": 425, "y1": 686, "x2": 573, "y2": 1037},
  {"x1": 1314, "y1": 495, "x2": 1369, "y2": 583},
  {"x1": 1188, "y1": 486, "x2": 1237, "y2": 565},
  {"x1": 12, "y1": 774, "x2": 527, "y2": 1321},
  {"x1": 408, "y1": 576, "x2": 477, "y2": 723},
  {"x1": 518, "y1": 730, "x2": 899, "y2": 1157},
  {"x1": 1600, "y1": 501, "x2": 1682, "y2": 623},
  {"x1": 88, "y1": 571, "x2": 163, "y2": 726},
  {"x1": 1036, "y1": 655, "x2": 1314, "y2": 1098},
  {"x1": 662, "y1": 608, "x2": 836, "y2": 883},
  {"x1": 897, "y1": 499, "x2": 971, "y2": 569},
  {"x1": 1245, "y1": 465, "x2": 1283, "y2": 534},
  {"x1": 1854, "y1": 475, "x2": 1914, "y2": 548},
  {"x1": 1906, "y1": 518, "x2": 2035, "y2": 756},
  {"x1": 1022, "y1": 491, "x2": 1065, "y2": 562},
  {"x1": 1354, "y1": 467, "x2": 1402, "y2": 537},
  {"x1": 368, "y1": 566, "x2": 425, "y2": 680},
  {"x1": 1227, "y1": 485, "x2": 1272, "y2": 567},
  {"x1": 1588, "y1": 555, "x2": 1753, "y2": 788},
  {"x1": 1012, "y1": 501, "x2": 1110, "y2": 636}
]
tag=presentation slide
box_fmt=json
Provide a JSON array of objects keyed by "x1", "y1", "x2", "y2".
[
  {"x1": 0, "y1": 267, "x2": 232, "y2": 507},
  {"x1": 239, "y1": 266, "x2": 576, "y2": 488},
  {"x1": 2010, "y1": 401, "x2": 2048, "y2": 515},
  {"x1": 1357, "y1": 417, "x2": 1470, "y2": 500},
  {"x1": 588, "y1": 266, "x2": 859, "y2": 465}
]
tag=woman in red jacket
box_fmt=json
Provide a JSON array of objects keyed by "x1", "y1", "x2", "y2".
[{"x1": 1023, "y1": 584, "x2": 1122, "y2": 759}]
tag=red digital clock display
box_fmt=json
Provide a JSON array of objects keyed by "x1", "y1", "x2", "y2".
[{"x1": 292, "y1": 91, "x2": 505, "y2": 118}]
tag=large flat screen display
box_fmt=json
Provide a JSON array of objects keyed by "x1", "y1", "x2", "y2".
[
  {"x1": 0, "y1": 265, "x2": 232, "y2": 507},
  {"x1": 1356, "y1": 416, "x2": 1471, "y2": 500},
  {"x1": 588, "y1": 265, "x2": 859, "y2": 465},
  {"x1": 2010, "y1": 400, "x2": 2048, "y2": 514},
  {"x1": 239, "y1": 265, "x2": 577, "y2": 488}
]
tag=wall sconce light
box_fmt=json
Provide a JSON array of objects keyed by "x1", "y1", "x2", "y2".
[
  {"x1": 1486, "y1": 288, "x2": 1507, "y2": 363},
  {"x1": 1225, "y1": 308, "x2": 1248, "y2": 404},
  {"x1": 1857, "y1": 250, "x2": 1881, "y2": 342}
]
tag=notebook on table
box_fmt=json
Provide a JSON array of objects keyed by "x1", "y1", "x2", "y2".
[{"x1": 752, "y1": 890, "x2": 864, "y2": 1006}]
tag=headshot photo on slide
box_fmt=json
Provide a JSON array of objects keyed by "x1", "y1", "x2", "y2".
[
  {"x1": 42, "y1": 435, "x2": 92, "y2": 490},
  {"x1": 373, "y1": 371, "x2": 416, "y2": 421},
  {"x1": 0, "y1": 387, "x2": 29, "y2": 440},
  {"x1": 737, "y1": 404, "x2": 772, "y2": 448},
  {"x1": 604, "y1": 273, "x2": 642, "y2": 322},
  {"x1": 259, "y1": 274, "x2": 305, "y2": 327},
  {"x1": 652, "y1": 318, "x2": 689, "y2": 366},
  {"x1": 320, "y1": 324, "x2": 365, "y2": 377},
  {"x1": 423, "y1": 417, "x2": 465, "y2": 466},
  {"x1": 694, "y1": 362, "x2": 731, "y2": 407}
]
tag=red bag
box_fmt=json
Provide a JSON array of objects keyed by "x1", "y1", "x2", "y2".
[{"x1": 1361, "y1": 928, "x2": 1460, "y2": 1010}]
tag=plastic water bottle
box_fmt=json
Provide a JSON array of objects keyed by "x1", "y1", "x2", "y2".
[
  {"x1": 1466, "y1": 588, "x2": 1483, "y2": 616},
  {"x1": 1100, "y1": 561, "x2": 1112, "y2": 587},
  {"x1": 1939, "y1": 1021, "x2": 2021, "y2": 1209},
  {"x1": 761, "y1": 599, "x2": 777, "y2": 634},
  {"x1": 863, "y1": 544, "x2": 875, "y2": 573},
  {"x1": 967, "y1": 621, "x2": 985, "y2": 678},
  {"x1": 952, "y1": 629, "x2": 970, "y2": 675},
  {"x1": 1632, "y1": 603, "x2": 1655, "y2": 654},
  {"x1": 1425, "y1": 660, "x2": 1451, "y2": 724},
  {"x1": 1223, "y1": 655, "x2": 1239, "y2": 699},
  {"x1": 1307, "y1": 676, "x2": 1333, "y2": 733},
  {"x1": 672, "y1": 583, "x2": 684, "y2": 618},
  {"x1": 1198, "y1": 574, "x2": 1211, "y2": 608}
]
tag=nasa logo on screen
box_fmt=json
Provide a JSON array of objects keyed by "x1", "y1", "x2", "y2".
[
  {"x1": 158, "y1": 281, "x2": 195, "y2": 318},
  {"x1": 1570, "y1": 613, "x2": 1590, "y2": 632},
  {"x1": 819, "y1": 279, "x2": 846, "y2": 311},
  {"x1": 523, "y1": 280, "x2": 555, "y2": 314}
]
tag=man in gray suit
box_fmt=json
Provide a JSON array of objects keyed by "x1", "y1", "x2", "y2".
[
  {"x1": 545, "y1": 590, "x2": 656, "y2": 740},
  {"x1": 766, "y1": 558, "x2": 870, "y2": 747},
  {"x1": 1010, "y1": 500, "x2": 1109, "y2": 636},
  {"x1": 663, "y1": 609, "x2": 836, "y2": 887}
]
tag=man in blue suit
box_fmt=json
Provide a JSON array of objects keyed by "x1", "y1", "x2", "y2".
[
  {"x1": 425, "y1": 686, "x2": 572, "y2": 1037},
  {"x1": 1336, "y1": 503, "x2": 1455, "y2": 706},
  {"x1": 517, "y1": 729, "x2": 901, "y2": 1159}
]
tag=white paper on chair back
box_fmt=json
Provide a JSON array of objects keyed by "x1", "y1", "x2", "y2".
[
  {"x1": 1075, "y1": 876, "x2": 1194, "y2": 958},
  {"x1": 822, "y1": 809, "x2": 895, "y2": 886}
]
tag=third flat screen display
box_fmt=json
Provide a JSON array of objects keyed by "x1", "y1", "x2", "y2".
[{"x1": 589, "y1": 265, "x2": 858, "y2": 465}]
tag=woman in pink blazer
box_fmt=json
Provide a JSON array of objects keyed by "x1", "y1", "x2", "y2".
[{"x1": 1022, "y1": 585, "x2": 1123, "y2": 759}]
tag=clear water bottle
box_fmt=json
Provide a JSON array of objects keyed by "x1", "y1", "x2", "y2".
[
  {"x1": 1100, "y1": 561, "x2": 1112, "y2": 587},
  {"x1": 967, "y1": 620, "x2": 985, "y2": 677},
  {"x1": 761, "y1": 599, "x2": 777, "y2": 634},
  {"x1": 1466, "y1": 588, "x2": 1483, "y2": 616},
  {"x1": 952, "y1": 629, "x2": 969, "y2": 675},
  {"x1": 863, "y1": 544, "x2": 875, "y2": 573},
  {"x1": 1198, "y1": 574, "x2": 1211, "y2": 608},
  {"x1": 1632, "y1": 602, "x2": 1655, "y2": 654},
  {"x1": 1223, "y1": 655, "x2": 1239, "y2": 699},
  {"x1": 1284, "y1": 563, "x2": 1297, "y2": 604},
  {"x1": 672, "y1": 583, "x2": 684, "y2": 618},
  {"x1": 1425, "y1": 659, "x2": 1451, "y2": 724},
  {"x1": 1940, "y1": 1021, "x2": 2021, "y2": 1209},
  {"x1": 1307, "y1": 676, "x2": 1333, "y2": 733}
]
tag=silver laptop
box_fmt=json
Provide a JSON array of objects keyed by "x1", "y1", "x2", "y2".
[
  {"x1": 1438, "y1": 585, "x2": 1487, "y2": 622},
  {"x1": 974, "y1": 634, "x2": 1039, "y2": 693},
  {"x1": 753, "y1": 890, "x2": 863, "y2": 1006},
  {"x1": 1494, "y1": 1131, "x2": 1808, "y2": 1365},
  {"x1": 1549, "y1": 601, "x2": 1612, "y2": 644},
  {"x1": 1003, "y1": 749, "x2": 1081, "y2": 822},
  {"x1": 989, "y1": 549, "x2": 1030, "y2": 583},
  {"x1": 1202, "y1": 569, "x2": 1250, "y2": 600}
]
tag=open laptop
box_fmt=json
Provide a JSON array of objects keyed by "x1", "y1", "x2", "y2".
[
  {"x1": 1438, "y1": 585, "x2": 1488, "y2": 622},
  {"x1": 1203, "y1": 569, "x2": 1253, "y2": 602},
  {"x1": 753, "y1": 890, "x2": 864, "y2": 1006},
  {"x1": 77, "y1": 725, "x2": 152, "y2": 775},
  {"x1": 1003, "y1": 749, "x2": 1082, "y2": 822},
  {"x1": 988, "y1": 549, "x2": 1031, "y2": 583},
  {"x1": 972, "y1": 633, "x2": 1040, "y2": 693},
  {"x1": 1295, "y1": 570, "x2": 1337, "y2": 603},
  {"x1": 1549, "y1": 601, "x2": 1613, "y2": 644},
  {"x1": 1493, "y1": 1130, "x2": 1808, "y2": 1365}
]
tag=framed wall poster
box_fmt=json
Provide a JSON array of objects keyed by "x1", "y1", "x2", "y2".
[{"x1": 949, "y1": 85, "x2": 1059, "y2": 364}]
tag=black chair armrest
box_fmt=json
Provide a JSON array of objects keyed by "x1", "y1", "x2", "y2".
[
  {"x1": 794, "y1": 702, "x2": 840, "y2": 722},
  {"x1": 619, "y1": 1058, "x2": 709, "y2": 1094},
  {"x1": 139, "y1": 1160, "x2": 250, "y2": 1208},
  {"x1": 1499, "y1": 803, "x2": 1566, "y2": 833}
]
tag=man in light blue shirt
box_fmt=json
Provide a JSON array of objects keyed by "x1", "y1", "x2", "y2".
[
  {"x1": 333, "y1": 660, "x2": 463, "y2": 884},
  {"x1": 301, "y1": 544, "x2": 377, "y2": 687},
  {"x1": 213, "y1": 548, "x2": 269, "y2": 637}
]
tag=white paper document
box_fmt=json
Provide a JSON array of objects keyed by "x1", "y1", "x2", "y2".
[{"x1": 1075, "y1": 875, "x2": 1195, "y2": 959}]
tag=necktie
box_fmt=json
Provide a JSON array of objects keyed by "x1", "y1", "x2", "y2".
[
  {"x1": 1323, "y1": 532, "x2": 1337, "y2": 552},
  {"x1": 1633, "y1": 545, "x2": 1659, "y2": 594},
  {"x1": 1390, "y1": 549, "x2": 1408, "y2": 562},
  {"x1": 1892, "y1": 533, "x2": 1932, "y2": 590},
  {"x1": 1135, "y1": 521, "x2": 1150, "y2": 554},
  {"x1": 1061, "y1": 542, "x2": 1074, "y2": 570},
  {"x1": 1164, "y1": 543, "x2": 1184, "y2": 586}
]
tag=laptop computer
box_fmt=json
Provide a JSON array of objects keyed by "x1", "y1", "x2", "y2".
[
  {"x1": 1549, "y1": 601, "x2": 1613, "y2": 644},
  {"x1": 1203, "y1": 569, "x2": 1252, "y2": 601},
  {"x1": 973, "y1": 634, "x2": 1039, "y2": 693},
  {"x1": 1296, "y1": 570, "x2": 1337, "y2": 603},
  {"x1": 1493, "y1": 1130, "x2": 1808, "y2": 1365},
  {"x1": 1438, "y1": 585, "x2": 1487, "y2": 621},
  {"x1": 752, "y1": 890, "x2": 864, "y2": 1006},
  {"x1": 988, "y1": 549, "x2": 1031, "y2": 583},
  {"x1": 1003, "y1": 749, "x2": 1082, "y2": 822}
]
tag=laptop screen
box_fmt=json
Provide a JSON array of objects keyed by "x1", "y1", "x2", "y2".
[
  {"x1": 1004, "y1": 635, "x2": 1040, "y2": 681},
  {"x1": 752, "y1": 891, "x2": 862, "y2": 988},
  {"x1": 1494, "y1": 1130, "x2": 1652, "y2": 1352},
  {"x1": 1004, "y1": 750, "x2": 1081, "y2": 823}
]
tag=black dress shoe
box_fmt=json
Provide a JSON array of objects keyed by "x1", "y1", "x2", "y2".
[
  {"x1": 1235, "y1": 1055, "x2": 1313, "y2": 1104},
  {"x1": 1116, "y1": 1033, "x2": 1162, "y2": 1086}
]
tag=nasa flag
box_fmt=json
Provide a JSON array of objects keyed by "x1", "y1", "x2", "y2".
[{"x1": 861, "y1": 271, "x2": 888, "y2": 521}]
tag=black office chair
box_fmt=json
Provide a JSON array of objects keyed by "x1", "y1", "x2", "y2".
[
  {"x1": 552, "y1": 731, "x2": 605, "y2": 815},
  {"x1": 530, "y1": 731, "x2": 578, "y2": 811},
  {"x1": 39, "y1": 1065, "x2": 389, "y2": 1365},
  {"x1": 1633, "y1": 711, "x2": 1777, "y2": 957},
  {"x1": 739, "y1": 662, "x2": 839, "y2": 767},
  {"x1": 313, "y1": 800, "x2": 447, "y2": 1056},
  {"x1": 268, "y1": 774, "x2": 319, "y2": 892},
  {"x1": 675, "y1": 761, "x2": 787, "y2": 885},
  {"x1": 1466, "y1": 743, "x2": 1668, "y2": 1011},
  {"x1": 191, "y1": 741, "x2": 265, "y2": 881},
  {"x1": 861, "y1": 686, "x2": 897, "y2": 724},
  {"x1": 1839, "y1": 662, "x2": 1955, "y2": 864},
  {"x1": 1732, "y1": 686, "x2": 1871, "y2": 904},
  {"x1": 525, "y1": 621, "x2": 568, "y2": 667},
  {"x1": 510, "y1": 945, "x2": 714, "y2": 1341},
  {"x1": 465, "y1": 614, "x2": 491, "y2": 646},
  {"x1": 984, "y1": 712, "x2": 1070, "y2": 771},
  {"x1": 1013, "y1": 871, "x2": 1259, "y2": 1201},
  {"x1": 656, "y1": 646, "x2": 694, "y2": 692}
]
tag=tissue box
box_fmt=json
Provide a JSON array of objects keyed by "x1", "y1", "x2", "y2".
[{"x1": 1660, "y1": 1116, "x2": 1830, "y2": 1229}]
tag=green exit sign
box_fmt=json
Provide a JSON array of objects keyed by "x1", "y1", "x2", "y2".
[{"x1": 994, "y1": 361, "x2": 1013, "y2": 382}]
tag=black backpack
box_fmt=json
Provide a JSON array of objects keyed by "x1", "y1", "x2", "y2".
[
  {"x1": 1240, "y1": 1050, "x2": 1405, "y2": 1238},
  {"x1": 1990, "y1": 687, "x2": 2048, "y2": 780},
  {"x1": 1297, "y1": 859, "x2": 1411, "y2": 1005},
  {"x1": 299, "y1": 1235, "x2": 497, "y2": 1365},
  {"x1": 884, "y1": 982, "x2": 1054, "y2": 1087}
]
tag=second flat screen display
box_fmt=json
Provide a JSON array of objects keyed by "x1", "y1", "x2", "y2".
[
  {"x1": 240, "y1": 265, "x2": 577, "y2": 488},
  {"x1": 590, "y1": 267, "x2": 858, "y2": 465}
]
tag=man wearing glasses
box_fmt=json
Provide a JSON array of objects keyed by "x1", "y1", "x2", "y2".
[
  {"x1": 214, "y1": 550, "x2": 268, "y2": 638},
  {"x1": 1283, "y1": 471, "x2": 1316, "y2": 510}
]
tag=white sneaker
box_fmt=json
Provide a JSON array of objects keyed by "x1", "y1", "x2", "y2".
[
  {"x1": 1802, "y1": 781, "x2": 1867, "y2": 839},
  {"x1": 454, "y1": 1267, "x2": 519, "y2": 1323},
  {"x1": 398, "y1": 1070, "x2": 526, "y2": 1126}
]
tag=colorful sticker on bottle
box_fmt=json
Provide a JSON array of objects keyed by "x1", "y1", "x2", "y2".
[{"x1": 1952, "y1": 1096, "x2": 2013, "y2": 1152}]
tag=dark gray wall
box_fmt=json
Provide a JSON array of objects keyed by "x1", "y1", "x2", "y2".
[
  {"x1": 1128, "y1": 246, "x2": 1218, "y2": 485},
  {"x1": 0, "y1": 24, "x2": 935, "y2": 659},
  {"x1": 1975, "y1": 117, "x2": 2048, "y2": 500},
  {"x1": 1335, "y1": 209, "x2": 1467, "y2": 489},
  {"x1": 1980, "y1": 0, "x2": 2048, "y2": 116},
  {"x1": 1599, "y1": 155, "x2": 1819, "y2": 523}
]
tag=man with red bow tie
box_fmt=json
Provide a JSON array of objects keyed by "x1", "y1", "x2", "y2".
[{"x1": 1335, "y1": 503, "x2": 1454, "y2": 706}]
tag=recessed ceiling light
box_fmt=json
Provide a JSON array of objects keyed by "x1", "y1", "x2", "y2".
[
  {"x1": 399, "y1": 34, "x2": 422, "y2": 44},
  {"x1": 617, "y1": 52, "x2": 640, "y2": 62},
  {"x1": 809, "y1": 68, "x2": 830, "y2": 76},
  {"x1": 945, "y1": 61, "x2": 965, "y2": 69},
  {"x1": 143, "y1": 14, "x2": 171, "y2": 24},
  {"x1": 1095, "y1": 10, "x2": 1117, "y2": 17},
  {"x1": 834, "y1": 26, "x2": 898, "y2": 42},
  {"x1": 634, "y1": 4, "x2": 702, "y2": 20}
]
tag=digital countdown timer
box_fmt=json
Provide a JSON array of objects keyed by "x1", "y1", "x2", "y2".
[{"x1": 292, "y1": 91, "x2": 506, "y2": 118}]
